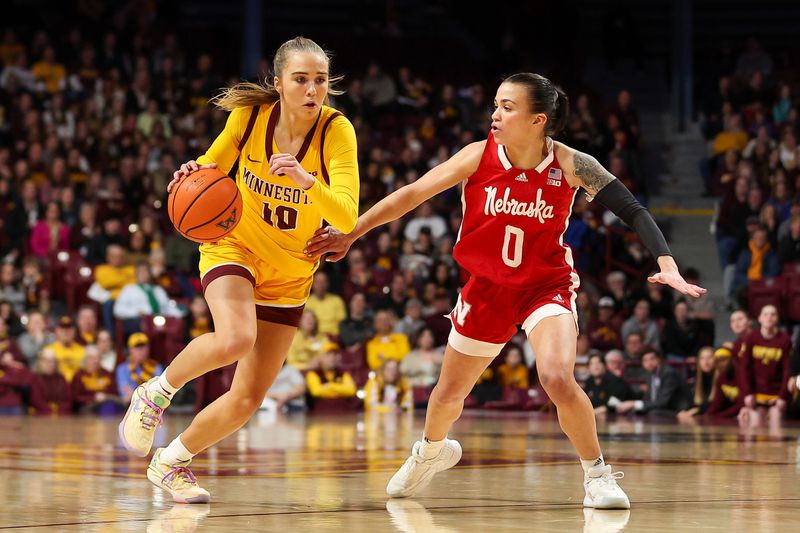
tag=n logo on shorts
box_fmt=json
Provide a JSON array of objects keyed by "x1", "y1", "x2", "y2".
[{"x1": 452, "y1": 296, "x2": 472, "y2": 327}]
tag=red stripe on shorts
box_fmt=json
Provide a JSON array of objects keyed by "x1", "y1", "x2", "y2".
[
  {"x1": 201, "y1": 265, "x2": 256, "y2": 293},
  {"x1": 255, "y1": 304, "x2": 304, "y2": 327}
]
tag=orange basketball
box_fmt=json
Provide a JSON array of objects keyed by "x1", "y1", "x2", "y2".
[{"x1": 168, "y1": 168, "x2": 243, "y2": 243}]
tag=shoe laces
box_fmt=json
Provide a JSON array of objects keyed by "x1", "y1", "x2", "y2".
[
  {"x1": 162, "y1": 466, "x2": 199, "y2": 490},
  {"x1": 588, "y1": 466, "x2": 624, "y2": 487},
  {"x1": 138, "y1": 392, "x2": 164, "y2": 431}
]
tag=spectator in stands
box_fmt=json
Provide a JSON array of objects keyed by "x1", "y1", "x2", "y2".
[
  {"x1": 574, "y1": 333, "x2": 598, "y2": 382},
  {"x1": 584, "y1": 353, "x2": 635, "y2": 413},
  {"x1": 286, "y1": 310, "x2": 327, "y2": 370},
  {"x1": 682, "y1": 268, "x2": 716, "y2": 345},
  {"x1": 305, "y1": 342, "x2": 356, "y2": 400},
  {"x1": 777, "y1": 128, "x2": 798, "y2": 170},
  {"x1": 773, "y1": 83, "x2": 792, "y2": 125},
  {"x1": 31, "y1": 45, "x2": 66, "y2": 94},
  {"x1": 586, "y1": 296, "x2": 623, "y2": 351},
  {"x1": 70, "y1": 344, "x2": 120, "y2": 414},
  {"x1": 340, "y1": 248, "x2": 374, "y2": 303},
  {"x1": 375, "y1": 273, "x2": 408, "y2": 318},
  {"x1": 362, "y1": 61, "x2": 397, "y2": 111},
  {"x1": 736, "y1": 38, "x2": 773, "y2": 77},
  {"x1": 0, "y1": 263, "x2": 25, "y2": 313},
  {"x1": 661, "y1": 301, "x2": 701, "y2": 362},
  {"x1": 604, "y1": 271, "x2": 634, "y2": 315},
  {"x1": 365, "y1": 359, "x2": 412, "y2": 412},
  {"x1": 394, "y1": 298, "x2": 426, "y2": 342},
  {"x1": 704, "y1": 346, "x2": 742, "y2": 418},
  {"x1": 425, "y1": 289, "x2": 454, "y2": 346},
  {"x1": 0, "y1": 347, "x2": 32, "y2": 414},
  {"x1": 305, "y1": 271, "x2": 346, "y2": 337},
  {"x1": 712, "y1": 115, "x2": 748, "y2": 157},
  {"x1": 75, "y1": 305, "x2": 99, "y2": 345},
  {"x1": 400, "y1": 327, "x2": 443, "y2": 389},
  {"x1": 16, "y1": 310, "x2": 54, "y2": 366},
  {"x1": 115, "y1": 332, "x2": 163, "y2": 403},
  {"x1": 20, "y1": 257, "x2": 47, "y2": 311},
  {"x1": 339, "y1": 292, "x2": 374, "y2": 348},
  {"x1": 113, "y1": 262, "x2": 181, "y2": 336},
  {"x1": 33, "y1": 348, "x2": 71, "y2": 415},
  {"x1": 732, "y1": 225, "x2": 779, "y2": 302},
  {"x1": 85, "y1": 215, "x2": 126, "y2": 266},
  {"x1": 621, "y1": 299, "x2": 660, "y2": 349},
  {"x1": 496, "y1": 345, "x2": 529, "y2": 389},
  {"x1": 44, "y1": 315, "x2": 85, "y2": 382},
  {"x1": 604, "y1": 350, "x2": 626, "y2": 379},
  {"x1": 262, "y1": 362, "x2": 306, "y2": 412},
  {"x1": 716, "y1": 177, "x2": 750, "y2": 269},
  {"x1": 615, "y1": 348, "x2": 690, "y2": 416},
  {"x1": 738, "y1": 304, "x2": 791, "y2": 426},
  {"x1": 29, "y1": 201, "x2": 69, "y2": 258},
  {"x1": 677, "y1": 346, "x2": 716, "y2": 419},
  {"x1": 92, "y1": 244, "x2": 135, "y2": 331},
  {"x1": 404, "y1": 202, "x2": 448, "y2": 241},
  {"x1": 95, "y1": 329, "x2": 118, "y2": 373},
  {"x1": 778, "y1": 214, "x2": 800, "y2": 266},
  {"x1": 367, "y1": 310, "x2": 411, "y2": 370},
  {"x1": 186, "y1": 295, "x2": 212, "y2": 341}
]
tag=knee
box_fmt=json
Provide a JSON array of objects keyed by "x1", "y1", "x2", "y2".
[
  {"x1": 215, "y1": 329, "x2": 257, "y2": 364},
  {"x1": 432, "y1": 383, "x2": 468, "y2": 406},
  {"x1": 538, "y1": 367, "x2": 578, "y2": 403},
  {"x1": 229, "y1": 392, "x2": 263, "y2": 420}
]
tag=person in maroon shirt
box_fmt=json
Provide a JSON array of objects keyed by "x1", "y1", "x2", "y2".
[
  {"x1": 586, "y1": 297, "x2": 623, "y2": 351},
  {"x1": 32, "y1": 348, "x2": 72, "y2": 415},
  {"x1": 737, "y1": 305, "x2": 792, "y2": 427},
  {"x1": 0, "y1": 349, "x2": 35, "y2": 414},
  {"x1": 71, "y1": 344, "x2": 120, "y2": 413},
  {"x1": 705, "y1": 346, "x2": 742, "y2": 419}
]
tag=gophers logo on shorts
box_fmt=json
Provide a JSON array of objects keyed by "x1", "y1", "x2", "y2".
[{"x1": 215, "y1": 208, "x2": 238, "y2": 231}]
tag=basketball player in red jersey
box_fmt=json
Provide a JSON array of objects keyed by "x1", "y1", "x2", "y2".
[{"x1": 306, "y1": 73, "x2": 705, "y2": 508}]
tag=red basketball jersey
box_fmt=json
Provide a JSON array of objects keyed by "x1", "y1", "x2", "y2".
[{"x1": 453, "y1": 133, "x2": 580, "y2": 292}]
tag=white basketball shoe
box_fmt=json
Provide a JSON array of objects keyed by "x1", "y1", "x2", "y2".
[
  {"x1": 386, "y1": 439, "x2": 462, "y2": 498},
  {"x1": 583, "y1": 464, "x2": 630, "y2": 509}
]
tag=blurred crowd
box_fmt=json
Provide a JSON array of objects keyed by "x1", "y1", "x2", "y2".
[{"x1": 13, "y1": 13, "x2": 800, "y2": 422}]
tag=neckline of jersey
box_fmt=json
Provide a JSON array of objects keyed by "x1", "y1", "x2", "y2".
[
  {"x1": 265, "y1": 101, "x2": 322, "y2": 162},
  {"x1": 497, "y1": 136, "x2": 554, "y2": 174}
]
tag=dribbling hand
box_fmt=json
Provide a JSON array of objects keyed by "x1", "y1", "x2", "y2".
[
  {"x1": 304, "y1": 226, "x2": 353, "y2": 262},
  {"x1": 167, "y1": 160, "x2": 218, "y2": 194}
]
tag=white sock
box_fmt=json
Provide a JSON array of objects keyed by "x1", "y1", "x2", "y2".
[
  {"x1": 418, "y1": 435, "x2": 446, "y2": 459},
  {"x1": 581, "y1": 454, "x2": 605, "y2": 474},
  {"x1": 159, "y1": 434, "x2": 195, "y2": 465},
  {"x1": 151, "y1": 371, "x2": 180, "y2": 399}
]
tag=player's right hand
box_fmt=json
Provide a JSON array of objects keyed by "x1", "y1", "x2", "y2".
[
  {"x1": 167, "y1": 160, "x2": 217, "y2": 193},
  {"x1": 305, "y1": 226, "x2": 353, "y2": 262}
]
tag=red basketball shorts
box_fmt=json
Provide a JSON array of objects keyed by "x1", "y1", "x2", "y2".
[{"x1": 448, "y1": 275, "x2": 578, "y2": 357}]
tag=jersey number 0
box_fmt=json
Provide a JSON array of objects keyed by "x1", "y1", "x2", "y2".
[{"x1": 502, "y1": 225, "x2": 524, "y2": 268}]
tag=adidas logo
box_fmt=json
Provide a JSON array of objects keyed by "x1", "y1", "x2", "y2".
[
  {"x1": 515, "y1": 173, "x2": 528, "y2": 182},
  {"x1": 552, "y1": 294, "x2": 565, "y2": 303}
]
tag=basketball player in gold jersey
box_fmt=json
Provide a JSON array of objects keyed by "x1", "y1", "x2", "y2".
[{"x1": 118, "y1": 37, "x2": 359, "y2": 503}]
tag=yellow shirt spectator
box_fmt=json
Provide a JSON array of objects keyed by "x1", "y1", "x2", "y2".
[
  {"x1": 366, "y1": 310, "x2": 411, "y2": 370},
  {"x1": 306, "y1": 369, "x2": 356, "y2": 398},
  {"x1": 497, "y1": 363, "x2": 529, "y2": 389},
  {"x1": 45, "y1": 341, "x2": 85, "y2": 383},
  {"x1": 94, "y1": 245, "x2": 135, "y2": 299},
  {"x1": 305, "y1": 273, "x2": 346, "y2": 336},
  {"x1": 31, "y1": 47, "x2": 66, "y2": 94},
  {"x1": 286, "y1": 310, "x2": 327, "y2": 370},
  {"x1": 364, "y1": 360, "x2": 412, "y2": 412}
]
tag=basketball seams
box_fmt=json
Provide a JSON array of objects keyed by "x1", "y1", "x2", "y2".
[
  {"x1": 176, "y1": 174, "x2": 229, "y2": 231},
  {"x1": 183, "y1": 186, "x2": 241, "y2": 237}
]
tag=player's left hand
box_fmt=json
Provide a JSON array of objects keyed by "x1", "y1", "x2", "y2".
[
  {"x1": 647, "y1": 270, "x2": 706, "y2": 298},
  {"x1": 269, "y1": 153, "x2": 315, "y2": 189}
]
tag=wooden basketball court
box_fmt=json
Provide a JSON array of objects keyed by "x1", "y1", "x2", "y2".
[{"x1": 1, "y1": 412, "x2": 797, "y2": 532}]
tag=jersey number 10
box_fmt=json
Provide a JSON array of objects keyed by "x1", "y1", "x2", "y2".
[
  {"x1": 262, "y1": 201, "x2": 299, "y2": 231},
  {"x1": 502, "y1": 225, "x2": 524, "y2": 268}
]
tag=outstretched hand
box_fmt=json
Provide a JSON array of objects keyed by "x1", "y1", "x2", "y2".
[
  {"x1": 647, "y1": 270, "x2": 706, "y2": 298},
  {"x1": 304, "y1": 226, "x2": 353, "y2": 262}
]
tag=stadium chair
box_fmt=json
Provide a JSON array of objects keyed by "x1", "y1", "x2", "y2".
[
  {"x1": 412, "y1": 385, "x2": 433, "y2": 406},
  {"x1": 194, "y1": 363, "x2": 236, "y2": 412},
  {"x1": 64, "y1": 261, "x2": 95, "y2": 314},
  {"x1": 746, "y1": 277, "x2": 785, "y2": 318},
  {"x1": 483, "y1": 386, "x2": 530, "y2": 410},
  {"x1": 47, "y1": 250, "x2": 85, "y2": 302},
  {"x1": 139, "y1": 315, "x2": 187, "y2": 365}
]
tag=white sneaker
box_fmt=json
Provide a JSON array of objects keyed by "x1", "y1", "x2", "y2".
[
  {"x1": 147, "y1": 448, "x2": 211, "y2": 504},
  {"x1": 583, "y1": 464, "x2": 630, "y2": 509},
  {"x1": 386, "y1": 439, "x2": 462, "y2": 498},
  {"x1": 119, "y1": 377, "x2": 170, "y2": 457}
]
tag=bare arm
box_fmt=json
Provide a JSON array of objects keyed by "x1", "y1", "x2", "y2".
[{"x1": 305, "y1": 141, "x2": 485, "y2": 260}]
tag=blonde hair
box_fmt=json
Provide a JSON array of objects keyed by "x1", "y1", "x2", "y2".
[
  {"x1": 211, "y1": 36, "x2": 344, "y2": 111},
  {"x1": 694, "y1": 346, "x2": 717, "y2": 406}
]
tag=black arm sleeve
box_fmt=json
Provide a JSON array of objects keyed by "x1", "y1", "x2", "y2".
[{"x1": 593, "y1": 179, "x2": 672, "y2": 258}]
